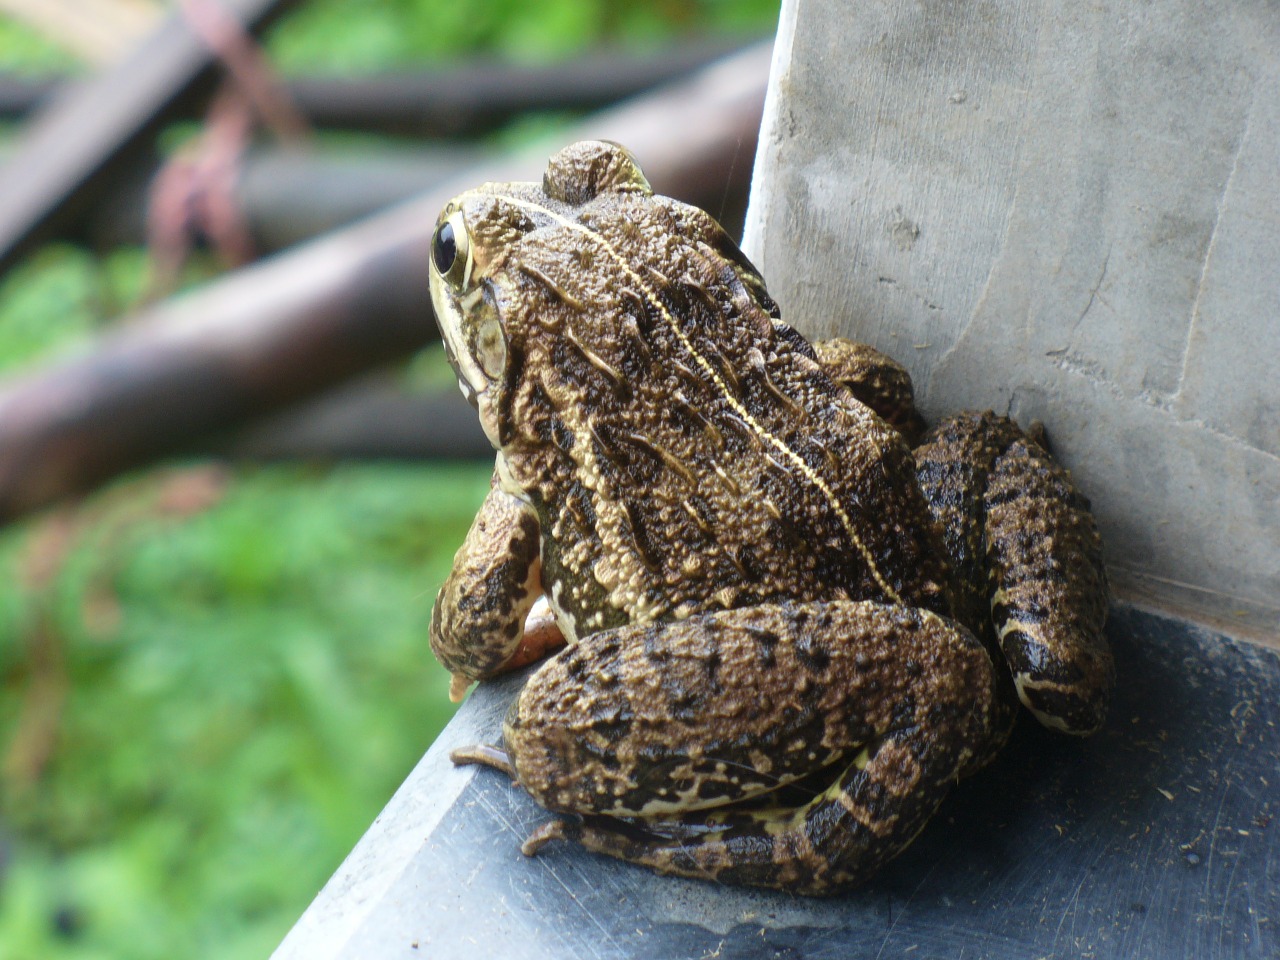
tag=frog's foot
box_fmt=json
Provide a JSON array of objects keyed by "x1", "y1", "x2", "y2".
[
  {"x1": 545, "y1": 729, "x2": 962, "y2": 894},
  {"x1": 447, "y1": 601, "x2": 569, "y2": 701},
  {"x1": 504, "y1": 597, "x2": 566, "y2": 670},
  {"x1": 450, "y1": 743, "x2": 517, "y2": 778},
  {"x1": 497, "y1": 600, "x2": 1000, "y2": 893},
  {"x1": 915, "y1": 412, "x2": 1113, "y2": 736}
]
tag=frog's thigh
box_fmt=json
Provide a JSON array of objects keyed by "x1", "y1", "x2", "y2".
[
  {"x1": 430, "y1": 470, "x2": 546, "y2": 690},
  {"x1": 505, "y1": 600, "x2": 998, "y2": 893},
  {"x1": 917, "y1": 413, "x2": 1113, "y2": 735},
  {"x1": 811, "y1": 338, "x2": 926, "y2": 444}
]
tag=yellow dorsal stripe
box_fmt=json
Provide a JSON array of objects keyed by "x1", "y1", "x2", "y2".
[{"x1": 484, "y1": 191, "x2": 902, "y2": 604}]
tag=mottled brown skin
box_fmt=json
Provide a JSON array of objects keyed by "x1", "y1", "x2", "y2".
[
  {"x1": 915, "y1": 413, "x2": 1112, "y2": 735},
  {"x1": 506, "y1": 602, "x2": 995, "y2": 890},
  {"x1": 427, "y1": 140, "x2": 1112, "y2": 894},
  {"x1": 812, "y1": 339, "x2": 928, "y2": 446},
  {"x1": 430, "y1": 475, "x2": 543, "y2": 688}
]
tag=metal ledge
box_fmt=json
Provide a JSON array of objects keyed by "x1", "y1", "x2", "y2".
[{"x1": 274, "y1": 604, "x2": 1280, "y2": 959}]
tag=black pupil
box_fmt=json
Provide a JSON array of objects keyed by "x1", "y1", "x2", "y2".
[{"x1": 433, "y1": 221, "x2": 456, "y2": 273}]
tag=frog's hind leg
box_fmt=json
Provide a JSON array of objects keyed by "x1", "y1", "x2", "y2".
[
  {"x1": 915, "y1": 412, "x2": 1112, "y2": 736},
  {"x1": 501, "y1": 600, "x2": 1000, "y2": 893},
  {"x1": 530, "y1": 722, "x2": 973, "y2": 893}
]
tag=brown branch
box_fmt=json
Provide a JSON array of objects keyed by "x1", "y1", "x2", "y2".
[
  {"x1": 0, "y1": 0, "x2": 297, "y2": 277},
  {"x1": 85, "y1": 136, "x2": 749, "y2": 261},
  {"x1": 0, "y1": 37, "x2": 757, "y2": 133},
  {"x1": 0, "y1": 42, "x2": 771, "y2": 524},
  {"x1": 85, "y1": 144, "x2": 484, "y2": 255},
  {"x1": 210, "y1": 375, "x2": 493, "y2": 462}
]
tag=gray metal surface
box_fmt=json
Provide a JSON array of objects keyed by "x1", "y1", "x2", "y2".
[
  {"x1": 743, "y1": 0, "x2": 1280, "y2": 636},
  {"x1": 275, "y1": 605, "x2": 1279, "y2": 959}
]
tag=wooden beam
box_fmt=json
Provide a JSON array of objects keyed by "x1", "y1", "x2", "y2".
[
  {"x1": 0, "y1": 38, "x2": 760, "y2": 131},
  {"x1": 0, "y1": 0, "x2": 295, "y2": 277},
  {"x1": 213, "y1": 376, "x2": 493, "y2": 463},
  {"x1": 282, "y1": 38, "x2": 759, "y2": 138},
  {"x1": 84, "y1": 140, "x2": 750, "y2": 257},
  {"x1": 0, "y1": 0, "x2": 162, "y2": 64}
]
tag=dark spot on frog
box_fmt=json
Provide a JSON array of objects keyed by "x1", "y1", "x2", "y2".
[
  {"x1": 752, "y1": 629, "x2": 780, "y2": 668},
  {"x1": 550, "y1": 417, "x2": 576, "y2": 453},
  {"x1": 794, "y1": 635, "x2": 832, "y2": 674},
  {"x1": 623, "y1": 501, "x2": 662, "y2": 572},
  {"x1": 991, "y1": 599, "x2": 1050, "y2": 629},
  {"x1": 683, "y1": 495, "x2": 718, "y2": 543},
  {"x1": 669, "y1": 690, "x2": 701, "y2": 723},
  {"x1": 589, "y1": 716, "x2": 631, "y2": 746},
  {"x1": 565, "y1": 653, "x2": 589, "y2": 682},
  {"x1": 695, "y1": 780, "x2": 725, "y2": 803},
  {"x1": 1023, "y1": 687, "x2": 1102, "y2": 733},
  {"x1": 1002, "y1": 635, "x2": 1084, "y2": 684},
  {"x1": 703, "y1": 650, "x2": 723, "y2": 686},
  {"x1": 643, "y1": 637, "x2": 671, "y2": 665},
  {"x1": 561, "y1": 479, "x2": 598, "y2": 531},
  {"x1": 731, "y1": 545, "x2": 762, "y2": 582}
]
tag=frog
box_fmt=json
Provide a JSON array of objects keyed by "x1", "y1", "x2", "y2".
[{"x1": 427, "y1": 140, "x2": 1112, "y2": 894}]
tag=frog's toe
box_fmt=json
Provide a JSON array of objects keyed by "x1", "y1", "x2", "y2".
[
  {"x1": 521, "y1": 819, "x2": 572, "y2": 856},
  {"x1": 448, "y1": 673, "x2": 473, "y2": 703},
  {"x1": 451, "y1": 743, "x2": 517, "y2": 778}
]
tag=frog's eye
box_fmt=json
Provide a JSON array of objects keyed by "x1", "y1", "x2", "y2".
[{"x1": 432, "y1": 210, "x2": 472, "y2": 287}]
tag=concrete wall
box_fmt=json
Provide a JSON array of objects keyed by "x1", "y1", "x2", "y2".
[{"x1": 743, "y1": 0, "x2": 1279, "y2": 639}]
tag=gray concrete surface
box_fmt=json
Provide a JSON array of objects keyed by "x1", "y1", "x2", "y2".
[{"x1": 744, "y1": 0, "x2": 1279, "y2": 639}]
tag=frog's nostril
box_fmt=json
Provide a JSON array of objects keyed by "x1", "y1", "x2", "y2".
[{"x1": 433, "y1": 221, "x2": 457, "y2": 273}]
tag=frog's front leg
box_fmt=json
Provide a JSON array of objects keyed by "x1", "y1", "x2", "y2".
[
  {"x1": 430, "y1": 466, "x2": 559, "y2": 701},
  {"x1": 483, "y1": 600, "x2": 999, "y2": 893}
]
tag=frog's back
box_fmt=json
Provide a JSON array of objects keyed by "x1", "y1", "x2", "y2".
[{"x1": 495, "y1": 190, "x2": 952, "y2": 629}]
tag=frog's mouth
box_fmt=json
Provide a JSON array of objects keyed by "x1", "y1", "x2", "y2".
[
  {"x1": 430, "y1": 270, "x2": 504, "y2": 448},
  {"x1": 438, "y1": 314, "x2": 481, "y2": 408},
  {"x1": 430, "y1": 275, "x2": 483, "y2": 399}
]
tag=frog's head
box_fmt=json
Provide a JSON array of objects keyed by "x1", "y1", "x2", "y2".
[{"x1": 428, "y1": 140, "x2": 652, "y2": 447}]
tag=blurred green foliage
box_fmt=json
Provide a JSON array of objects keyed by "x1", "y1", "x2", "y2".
[
  {"x1": 267, "y1": 0, "x2": 778, "y2": 72},
  {"x1": 0, "y1": 19, "x2": 80, "y2": 75},
  {"x1": 0, "y1": 463, "x2": 490, "y2": 959},
  {"x1": 0, "y1": 0, "x2": 780, "y2": 957}
]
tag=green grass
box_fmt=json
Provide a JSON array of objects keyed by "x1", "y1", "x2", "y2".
[
  {"x1": 266, "y1": 0, "x2": 779, "y2": 72},
  {"x1": 0, "y1": 462, "x2": 491, "y2": 960},
  {"x1": 0, "y1": 18, "x2": 80, "y2": 75}
]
